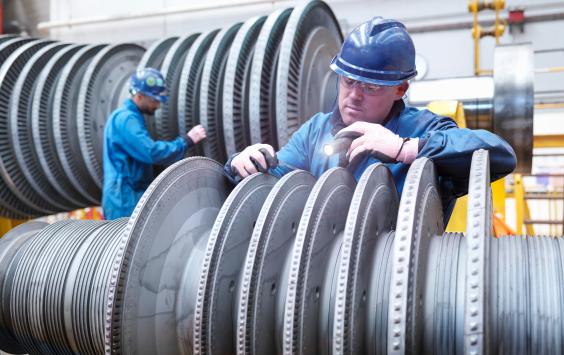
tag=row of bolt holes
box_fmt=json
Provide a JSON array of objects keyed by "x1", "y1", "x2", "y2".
[{"x1": 227, "y1": 221, "x2": 367, "y2": 305}]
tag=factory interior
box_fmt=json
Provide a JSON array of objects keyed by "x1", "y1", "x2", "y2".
[{"x1": 0, "y1": 0, "x2": 563, "y2": 354}]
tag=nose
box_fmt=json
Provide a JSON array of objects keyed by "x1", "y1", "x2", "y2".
[{"x1": 347, "y1": 84, "x2": 364, "y2": 101}]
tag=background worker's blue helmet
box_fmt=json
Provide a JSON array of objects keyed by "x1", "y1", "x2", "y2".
[
  {"x1": 129, "y1": 67, "x2": 168, "y2": 103},
  {"x1": 330, "y1": 17, "x2": 417, "y2": 86}
]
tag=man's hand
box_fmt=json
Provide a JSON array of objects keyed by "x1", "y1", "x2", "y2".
[
  {"x1": 231, "y1": 144, "x2": 276, "y2": 178},
  {"x1": 337, "y1": 121, "x2": 418, "y2": 164},
  {"x1": 187, "y1": 125, "x2": 207, "y2": 144}
]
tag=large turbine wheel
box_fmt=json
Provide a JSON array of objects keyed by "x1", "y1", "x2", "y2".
[
  {"x1": 0, "y1": 39, "x2": 54, "y2": 218},
  {"x1": 104, "y1": 158, "x2": 233, "y2": 354},
  {"x1": 236, "y1": 170, "x2": 316, "y2": 354},
  {"x1": 177, "y1": 30, "x2": 219, "y2": 157},
  {"x1": 52, "y1": 44, "x2": 107, "y2": 205},
  {"x1": 248, "y1": 8, "x2": 292, "y2": 149},
  {"x1": 333, "y1": 164, "x2": 399, "y2": 355},
  {"x1": 76, "y1": 43, "x2": 145, "y2": 188},
  {"x1": 200, "y1": 23, "x2": 242, "y2": 162},
  {"x1": 275, "y1": 0, "x2": 342, "y2": 147},
  {"x1": 154, "y1": 34, "x2": 199, "y2": 141},
  {"x1": 10, "y1": 42, "x2": 74, "y2": 213},
  {"x1": 31, "y1": 44, "x2": 89, "y2": 208},
  {"x1": 222, "y1": 15, "x2": 266, "y2": 156}
]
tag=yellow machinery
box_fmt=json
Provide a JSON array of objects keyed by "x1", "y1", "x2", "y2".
[{"x1": 429, "y1": 100, "x2": 510, "y2": 235}]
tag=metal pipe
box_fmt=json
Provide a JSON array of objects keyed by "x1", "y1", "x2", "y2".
[{"x1": 36, "y1": 0, "x2": 290, "y2": 31}]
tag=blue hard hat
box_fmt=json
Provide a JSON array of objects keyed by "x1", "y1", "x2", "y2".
[
  {"x1": 330, "y1": 17, "x2": 417, "y2": 86},
  {"x1": 129, "y1": 67, "x2": 168, "y2": 103}
]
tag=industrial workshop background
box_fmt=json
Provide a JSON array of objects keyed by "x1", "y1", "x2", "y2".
[{"x1": 0, "y1": 0, "x2": 563, "y2": 354}]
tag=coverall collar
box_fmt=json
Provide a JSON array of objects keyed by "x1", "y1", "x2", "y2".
[{"x1": 330, "y1": 99, "x2": 406, "y2": 136}]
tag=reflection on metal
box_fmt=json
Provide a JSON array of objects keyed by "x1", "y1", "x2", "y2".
[
  {"x1": 409, "y1": 44, "x2": 535, "y2": 173},
  {"x1": 494, "y1": 44, "x2": 534, "y2": 174},
  {"x1": 0, "y1": 152, "x2": 563, "y2": 355}
]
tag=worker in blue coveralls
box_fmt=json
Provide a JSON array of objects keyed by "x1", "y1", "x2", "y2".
[
  {"x1": 225, "y1": 17, "x2": 517, "y2": 221},
  {"x1": 102, "y1": 67, "x2": 207, "y2": 219}
]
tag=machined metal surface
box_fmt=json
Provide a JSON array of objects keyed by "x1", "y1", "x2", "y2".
[
  {"x1": 0, "y1": 221, "x2": 47, "y2": 354},
  {"x1": 105, "y1": 158, "x2": 232, "y2": 354},
  {"x1": 282, "y1": 167, "x2": 356, "y2": 354},
  {"x1": 52, "y1": 44, "x2": 106, "y2": 204},
  {"x1": 493, "y1": 44, "x2": 534, "y2": 174},
  {"x1": 249, "y1": 8, "x2": 292, "y2": 149},
  {"x1": 154, "y1": 34, "x2": 199, "y2": 141},
  {"x1": 31, "y1": 44, "x2": 88, "y2": 208},
  {"x1": 1, "y1": 152, "x2": 564, "y2": 355},
  {"x1": 222, "y1": 15, "x2": 266, "y2": 156},
  {"x1": 10, "y1": 42, "x2": 74, "y2": 212},
  {"x1": 236, "y1": 170, "x2": 315, "y2": 354},
  {"x1": 333, "y1": 163, "x2": 399, "y2": 355},
  {"x1": 177, "y1": 30, "x2": 219, "y2": 157},
  {"x1": 193, "y1": 173, "x2": 277, "y2": 355},
  {"x1": 275, "y1": 0, "x2": 342, "y2": 147},
  {"x1": 0, "y1": 39, "x2": 54, "y2": 218},
  {"x1": 77, "y1": 43, "x2": 145, "y2": 188},
  {"x1": 200, "y1": 23, "x2": 242, "y2": 163},
  {"x1": 137, "y1": 36, "x2": 179, "y2": 70},
  {"x1": 388, "y1": 157, "x2": 444, "y2": 354}
]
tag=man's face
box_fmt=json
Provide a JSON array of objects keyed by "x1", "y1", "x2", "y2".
[
  {"x1": 338, "y1": 76, "x2": 406, "y2": 125},
  {"x1": 137, "y1": 94, "x2": 161, "y2": 115}
]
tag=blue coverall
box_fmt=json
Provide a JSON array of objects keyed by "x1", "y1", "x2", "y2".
[
  {"x1": 102, "y1": 99, "x2": 190, "y2": 219},
  {"x1": 226, "y1": 101, "x2": 517, "y2": 221}
]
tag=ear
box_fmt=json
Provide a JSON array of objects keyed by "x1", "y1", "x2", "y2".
[{"x1": 394, "y1": 81, "x2": 409, "y2": 99}]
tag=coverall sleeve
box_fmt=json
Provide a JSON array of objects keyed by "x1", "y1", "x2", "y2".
[
  {"x1": 119, "y1": 115, "x2": 188, "y2": 165},
  {"x1": 223, "y1": 116, "x2": 316, "y2": 183},
  {"x1": 268, "y1": 118, "x2": 315, "y2": 178},
  {"x1": 418, "y1": 116, "x2": 516, "y2": 197}
]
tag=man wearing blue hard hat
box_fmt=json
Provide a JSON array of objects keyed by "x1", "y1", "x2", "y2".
[
  {"x1": 102, "y1": 67, "x2": 207, "y2": 219},
  {"x1": 226, "y1": 17, "x2": 516, "y2": 220}
]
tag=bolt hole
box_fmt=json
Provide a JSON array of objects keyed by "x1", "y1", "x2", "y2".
[
  {"x1": 315, "y1": 286, "x2": 320, "y2": 300},
  {"x1": 252, "y1": 220, "x2": 256, "y2": 228},
  {"x1": 332, "y1": 224, "x2": 336, "y2": 235},
  {"x1": 229, "y1": 280, "x2": 235, "y2": 293},
  {"x1": 271, "y1": 283, "x2": 276, "y2": 295},
  {"x1": 362, "y1": 290, "x2": 367, "y2": 303},
  {"x1": 291, "y1": 222, "x2": 296, "y2": 233}
]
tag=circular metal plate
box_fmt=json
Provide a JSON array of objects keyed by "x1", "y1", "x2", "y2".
[
  {"x1": 6, "y1": 220, "x2": 73, "y2": 354},
  {"x1": 283, "y1": 167, "x2": 356, "y2": 354},
  {"x1": 104, "y1": 157, "x2": 231, "y2": 354},
  {"x1": 0, "y1": 39, "x2": 54, "y2": 218},
  {"x1": 0, "y1": 37, "x2": 36, "y2": 64},
  {"x1": 63, "y1": 220, "x2": 122, "y2": 354},
  {"x1": 464, "y1": 149, "x2": 492, "y2": 354},
  {"x1": 223, "y1": 15, "x2": 266, "y2": 156},
  {"x1": 10, "y1": 42, "x2": 74, "y2": 212},
  {"x1": 31, "y1": 44, "x2": 88, "y2": 208},
  {"x1": 493, "y1": 44, "x2": 534, "y2": 174},
  {"x1": 249, "y1": 8, "x2": 292, "y2": 149},
  {"x1": 193, "y1": 173, "x2": 277, "y2": 355},
  {"x1": 200, "y1": 23, "x2": 242, "y2": 162},
  {"x1": 276, "y1": 0, "x2": 342, "y2": 147},
  {"x1": 387, "y1": 157, "x2": 444, "y2": 354},
  {"x1": 236, "y1": 170, "x2": 315, "y2": 354},
  {"x1": 137, "y1": 36, "x2": 179, "y2": 70},
  {"x1": 52, "y1": 44, "x2": 107, "y2": 204},
  {"x1": 0, "y1": 221, "x2": 47, "y2": 354},
  {"x1": 177, "y1": 30, "x2": 219, "y2": 157},
  {"x1": 332, "y1": 163, "x2": 398, "y2": 355},
  {"x1": 154, "y1": 34, "x2": 199, "y2": 141},
  {"x1": 77, "y1": 43, "x2": 146, "y2": 188}
]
